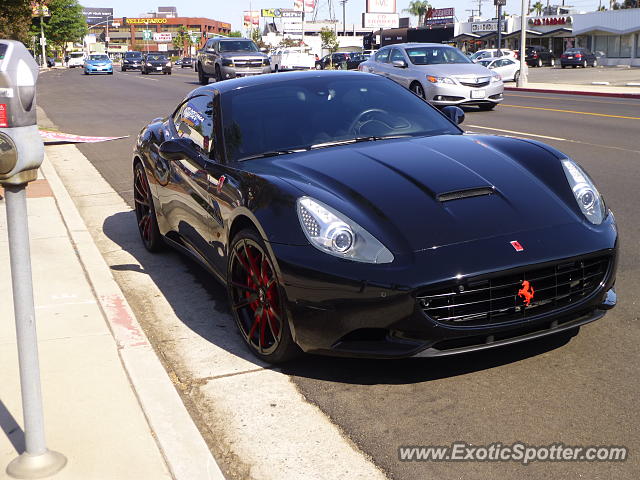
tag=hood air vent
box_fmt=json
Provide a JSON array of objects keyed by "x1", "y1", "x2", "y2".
[{"x1": 437, "y1": 187, "x2": 495, "y2": 203}]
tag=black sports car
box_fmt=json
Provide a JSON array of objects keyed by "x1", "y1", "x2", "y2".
[{"x1": 133, "y1": 71, "x2": 617, "y2": 363}]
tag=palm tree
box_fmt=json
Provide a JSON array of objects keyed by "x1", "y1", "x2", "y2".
[
  {"x1": 404, "y1": 1, "x2": 432, "y2": 27},
  {"x1": 531, "y1": 1, "x2": 544, "y2": 15}
]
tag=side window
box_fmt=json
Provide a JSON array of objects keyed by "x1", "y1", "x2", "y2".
[
  {"x1": 174, "y1": 95, "x2": 215, "y2": 154},
  {"x1": 375, "y1": 49, "x2": 390, "y2": 63},
  {"x1": 390, "y1": 48, "x2": 405, "y2": 62}
]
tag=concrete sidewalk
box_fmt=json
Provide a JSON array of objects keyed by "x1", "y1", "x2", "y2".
[
  {"x1": 1, "y1": 159, "x2": 223, "y2": 479},
  {"x1": 505, "y1": 81, "x2": 640, "y2": 98}
]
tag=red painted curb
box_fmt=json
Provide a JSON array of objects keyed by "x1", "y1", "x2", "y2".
[{"x1": 505, "y1": 86, "x2": 640, "y2": 99}]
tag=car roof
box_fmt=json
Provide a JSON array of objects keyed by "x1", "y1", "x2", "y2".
[
  {"x1": 190, "y1": 70, "x2": 378, "y2": 96},
  {"x1": 382, "y1": 43, "x2": 457, "y2": 49}
]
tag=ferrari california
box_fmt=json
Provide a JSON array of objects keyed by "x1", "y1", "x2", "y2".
[{"x1": 133, "y1": 71, "x2": 617, "y2": 363}]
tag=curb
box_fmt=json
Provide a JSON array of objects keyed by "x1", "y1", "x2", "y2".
[
  {"x1": 505, "y1": 86, "x2": 640, "y2": 99},
  {"x1": 40, "y1": 155, "x2": 224, "y2": 480}
]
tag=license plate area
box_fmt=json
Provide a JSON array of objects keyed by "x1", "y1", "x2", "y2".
[{"x1": 471, "y1": 89, "x2": 486, "y2": 99}]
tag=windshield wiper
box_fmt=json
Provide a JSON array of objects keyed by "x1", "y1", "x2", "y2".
[
  {"x1": 310, "y1": 134, "x2": 412, "y2": 150},
  {"x1": 238, "y1": 149, "x2": 306, "y2": 161}
]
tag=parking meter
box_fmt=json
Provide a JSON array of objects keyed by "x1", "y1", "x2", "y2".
[
  {"x1": 1, "y1": 39, "x2": 67, "y2": 479},
  {"x1": 0, "y1": 40, "x2": 44, "y2": 186}
]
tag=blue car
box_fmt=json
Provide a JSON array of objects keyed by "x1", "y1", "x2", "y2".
[{"x1": 84, "y1": 54, "x2": 113, "y2": 75}]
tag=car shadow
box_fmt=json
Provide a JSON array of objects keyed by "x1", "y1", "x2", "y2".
[{"x1": 102, "y1": 210, "x2": 580, "y2": 385}]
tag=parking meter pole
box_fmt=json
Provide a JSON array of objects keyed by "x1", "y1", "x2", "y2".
[
  {"x1": 4, "y1": 186, "x2": 67, "y2": 479},
  {"x1": 518, "y1": 0, "x2": 528, "y2": 87}
]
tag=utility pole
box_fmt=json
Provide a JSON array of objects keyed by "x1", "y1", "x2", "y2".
[
  {"x1": 340, "y1": 0, "x2": 348, "y2": 35},
  {"x1": 518, "y1": 0, "x2": 528, "y2": 87},
  {"x1": 495, "y1": 0, "x2": 505, "y2": 53},
  {"x1": 39, "y1": 6, "x2": 46, "y2": 67}
]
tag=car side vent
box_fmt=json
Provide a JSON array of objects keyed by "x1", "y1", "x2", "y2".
[{"x1": 437, "y1": 187, "x2": 495, "y2": 202}]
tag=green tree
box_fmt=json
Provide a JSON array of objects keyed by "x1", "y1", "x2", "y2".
[
  {"x1": 531, "y1": 1, "x2": 544, "y2": 15},
  {"x1": 227, "y1": 31, "x2": 243, "y2": 37},
  {"x1": 172, "y1": 26, "x2": 196, "y2": 56},
  {"x1": 250, "y1": 28, "x2": 266, "y2": 49},
  {"x1": 32, "y1": 0, "x2": 86, "y2": 58},
  {"x1": 0, "y1": 0, "x2": 33, "y2": 44},
  {"x1": 320, "y1": 27, "x2": 339, "y2": 68},
  {"x1": 404, "y1": 1, "x2": 432, "y2": 27}
]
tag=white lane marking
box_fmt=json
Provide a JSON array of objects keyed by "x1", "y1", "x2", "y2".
[
  {"x1": 119, "y1": 72, "x2": 159, "y2": 82},
  {"x1": 467, "y1": 125, "x2": 567, "y2": 141}
]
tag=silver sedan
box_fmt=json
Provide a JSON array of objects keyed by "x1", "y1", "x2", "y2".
[{"x1": 359, "y1": 43, "x2": 504, "y2": 110}]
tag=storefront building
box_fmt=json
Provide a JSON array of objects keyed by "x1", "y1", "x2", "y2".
[
  {"x1": 106, "y1": 17, "x2": 232, "y2": 55},
  {"x1": 573, "y1": 9, "x2": 640, "y2": 66}
]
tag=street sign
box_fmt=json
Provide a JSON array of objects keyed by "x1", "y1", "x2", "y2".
[
  {"x1": 142, "y1": 30, "x2": 152, "y2": 41},
  {"x1": 494, "y1": 0, "x2": 507, "y2": 5}
]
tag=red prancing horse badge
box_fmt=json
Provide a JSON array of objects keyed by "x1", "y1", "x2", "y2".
[
  {"x1": 518, "y1": 280, "x2": 535, "y2": 306},
  {"x1": 510, "y1": 240, "x2": 524, "y2": 252}
]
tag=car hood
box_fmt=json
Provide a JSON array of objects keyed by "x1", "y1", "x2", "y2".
[
  {"x1": 410, "y1": 62, "x2": 492, "y2": 77},
  {"x1": 222, "y1": 52, "x2": 268, "y2": 59},
  {"x1": 86, "y1": 60, "x2": 110, "y2": 64},
  {"x1": 268, "y1": 135, "x2": 578, "y2": 253},
  {"x1": 147, "y1": 59, "x2": 168, "y2": 64}
]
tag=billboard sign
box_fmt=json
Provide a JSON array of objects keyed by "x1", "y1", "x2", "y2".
[
  {"x1": 126, "y1": 18, "x2": 168, "y2": 24},
  {"x1": 362, "y1": 13, "x2": 399, "y2": 28},
  {"x1": 82, "y1": 7, "x2": 113, "y2": 26},
  {"x1": 243, "y1": 11, "x2": 260, "y2": 27},
  {"x1": 153, "y1": 32, "x2": 172, "y2": 42},
  {"x1": 366, "y1": 0, "x2": 396, "y2": 14}
]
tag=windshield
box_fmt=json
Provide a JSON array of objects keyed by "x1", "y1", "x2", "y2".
[
  {"x1": 222, "y1": 76, "x2": 460, "y2": 162},
  {"x1": 219, "y1": 41, "x2": 259, "y2": 53},
  {"x1": 89, "y1": 55, "x2": 109, "y2": 61},
  {"x1": 406, "y1": 47, "x2": 471, "y2": 65},
  {"x1": 125, "y1": 52, "x2": 142, "y2": 59},
  {"x1": 147, "y1": 55, "x2": 167, "y2": 61}
]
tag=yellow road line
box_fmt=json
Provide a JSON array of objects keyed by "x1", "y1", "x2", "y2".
[{"x1": 501, "y1": 104, "x2": 640, "y2": 120}]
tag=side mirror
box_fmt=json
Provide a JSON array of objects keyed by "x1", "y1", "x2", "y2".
[
  {"x1": 441, "y1": 106, "x2": 465, "y2": 125},
  {"x1": 392, "y1": 60, "x2": 407, "y2": 68},
  {"x1": 159, "y1": 138, "x2": 196, "y2": 162}
]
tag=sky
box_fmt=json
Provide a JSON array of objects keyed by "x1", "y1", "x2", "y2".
[{"x1": 78, "y1": 0, "x2": 602, "y2": 30}]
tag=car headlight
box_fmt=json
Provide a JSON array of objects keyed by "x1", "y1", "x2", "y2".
[
  {"x1": 561, "y1": 159, "x2": 606, "y2": 225},
  {"x1": 263, "y1": 58, "x2": 270, "y2": 66},
  {"x1": 491, "y1": 72, "x2": 502, "y2": 82},
  {"x1": 146, "y1": 62, "x2": 152, "y2": 66},
  {"x1": 297, "y1": 197, "x2": 394, "y2": 263},
  {"x1": 221, "y1": 58, "x2": 234, "y2": 67},
  {"x1": 426, "y1": 75, "x2": 455, "y2": 85},
  {"x1": 166, "y1": 62, "x2": 172, "y2": 67}
]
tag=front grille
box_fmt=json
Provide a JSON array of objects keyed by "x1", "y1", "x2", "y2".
[
  {"x1": 234, "y1": 60, "x2": 263, "y2": 67},
  {"x1": 417, "y1": 255, "x2": 610, "y2": 326},
  {"x1": 459, "y1": 80, "x2": 490, "y2": 88}
]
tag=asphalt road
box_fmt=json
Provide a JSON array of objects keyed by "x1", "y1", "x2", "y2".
[{"x1": 37, "y1": 68, "x2": 640, "y2": 479}]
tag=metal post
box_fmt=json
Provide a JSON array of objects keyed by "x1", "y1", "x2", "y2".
[
  {"x1": 39, "y1": 10, "x2": 46, "y2": 68},
  {"x1": 5, "y1": 185, "x2": 67, "y2": 479},
  {"x1": 497, "y1": 4, "x2": 502, "y2": 54},
  {"x1": 517, "y1": 0, "x2": 528, "y2": 87}
]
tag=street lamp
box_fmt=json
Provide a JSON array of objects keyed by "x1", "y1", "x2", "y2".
[{"x1": 340, "y1": 0, "x2": 348, "y2": 35}]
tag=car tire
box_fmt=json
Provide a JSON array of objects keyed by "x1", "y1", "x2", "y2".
[
  {"x1": 572, "y1": 65, "x2": 577, "y2": 68},
  {"x1": 122, "y1": 66, "x2": 126, "y2": 72},
  {"x1": 410, "y1": 81, "x2": 426, "y2": 99},
  {"x1": 561, "y1": 65, "x2": 566, "y2": 69},
  {"x1": 215, "y1": 65, "x2": 223, "y2": 82},
  {"x1": 537, "y1": 58, "x2": 542, "y2": 67},
  {"x1": 315, "y1": 63, "x2": 322, "y2": 70},
  {"x1": 168, "y1": 71, "x2": 171, "y2": 75},
  {"x1": 478, "y1": 103, "x2": 496, "y2": 111},
  {"x1": 592, "y1": 59, "x2": 598, "y2": 67},
  {"x1": 583, "y1": 60, "x2": 588, "y2": 68},
  {"x1": 550, "y1": 58, "x2": 555, "y2": 67},
  {"x1": 513, "y1": 70, "x2": 520, "y2": 83},
  {"x1": 274, "y1": 65, "x2": 279, "y2": 73},
  {"x1": 197, "y1": 64, "x2": 209, "y2": 85},
  {"x1": 228, "y1": 228, "x2": 301, "y2": 364},
  {"x1": 133, "y1": 162, "x2": 163, "y2": 253}
]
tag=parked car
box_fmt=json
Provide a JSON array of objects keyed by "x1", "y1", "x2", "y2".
[
  {"x1": 470, "y1": 49, "x2": 517, "y2": 62},
  {"x1": 68, "y1": 51, "x2": 85, "y2": 68},
  {"x1": 132, "y1": 71, "x2": 617, "y2": 363},
  {"x1": 121, "y1": 51, "x2": 143, "y2": 71},
  {"x1": 315, "y1": 52, "x2": 352, "y2": 70},
  {"x1": 196, "y1": 37, "x2": 270, "y2": 84},
  {"x1": 142, "y1": 54, "x2": 172, "y2": 75},
  {"x1": 477, "y1": 57, "x2": 521, "y2": 82},
  {"x1": 83, "y1": 54, "x2": 113, "y2": 75},
  {"x1": 560, "y1": 48, "x2": 598, "y2": 68},
  {"x1": 359, "y1": 43, "x2": 503, "y2": 110},
  {"x1": 271, "y1": 47, "x2": 315, "y2": 72},
  {"x1": 176, "y1": 57, "x2": 194, "y2": 68},
  {"x1": 525, "y1": 46, "x2": 555, "y2": 67}
]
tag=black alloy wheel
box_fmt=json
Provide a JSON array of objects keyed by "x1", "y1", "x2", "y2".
[
  {"x1": 583, "y1": 60, "x2": 588, "y2": 68},
  {"x1": 514, "y1": 70, "x2": 520, "y2": 83},
  {"x1": 228, "y1": 229, "x2": 299, "y2": 363},
  {"x1": 215, "y1": 65, "x2": 223, "y2": 82},
  {"x1": 133, "y1": 163, "x2": 163, "y2": 252},
  {"x1": 537, "y1": 58, "x2": 543, "y2": 67}
]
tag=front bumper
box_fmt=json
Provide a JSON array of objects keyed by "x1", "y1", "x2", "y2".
[
  {"x1": 85, "y1": 65, "x2": 113, "y2": 74},
  {"x1": 122, "y1": 62, "x2": 142, "y2": 70},
  {"x1": 427, "y1": 81, "x2": 504, "y2": 107},
  {"x1": 220, "y1": 65, "x2": 271, "y2": 79},
  {"x1": 145, "y1": 65, "x2": 172, "y2": 73},
  {"x1": 269, "y1": 220, "x2": 618, "y2": 359}
]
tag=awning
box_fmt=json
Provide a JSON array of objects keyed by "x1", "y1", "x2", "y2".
[
  {"x1": 452, "y1": 33, "x2": 481, "y2": 41},
  {"x1": 539, "y1": 27, "x2": 574, "y2": 37},
  {"x1": 502, "y1": 29, "x2": 544, "y2": 39}
]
